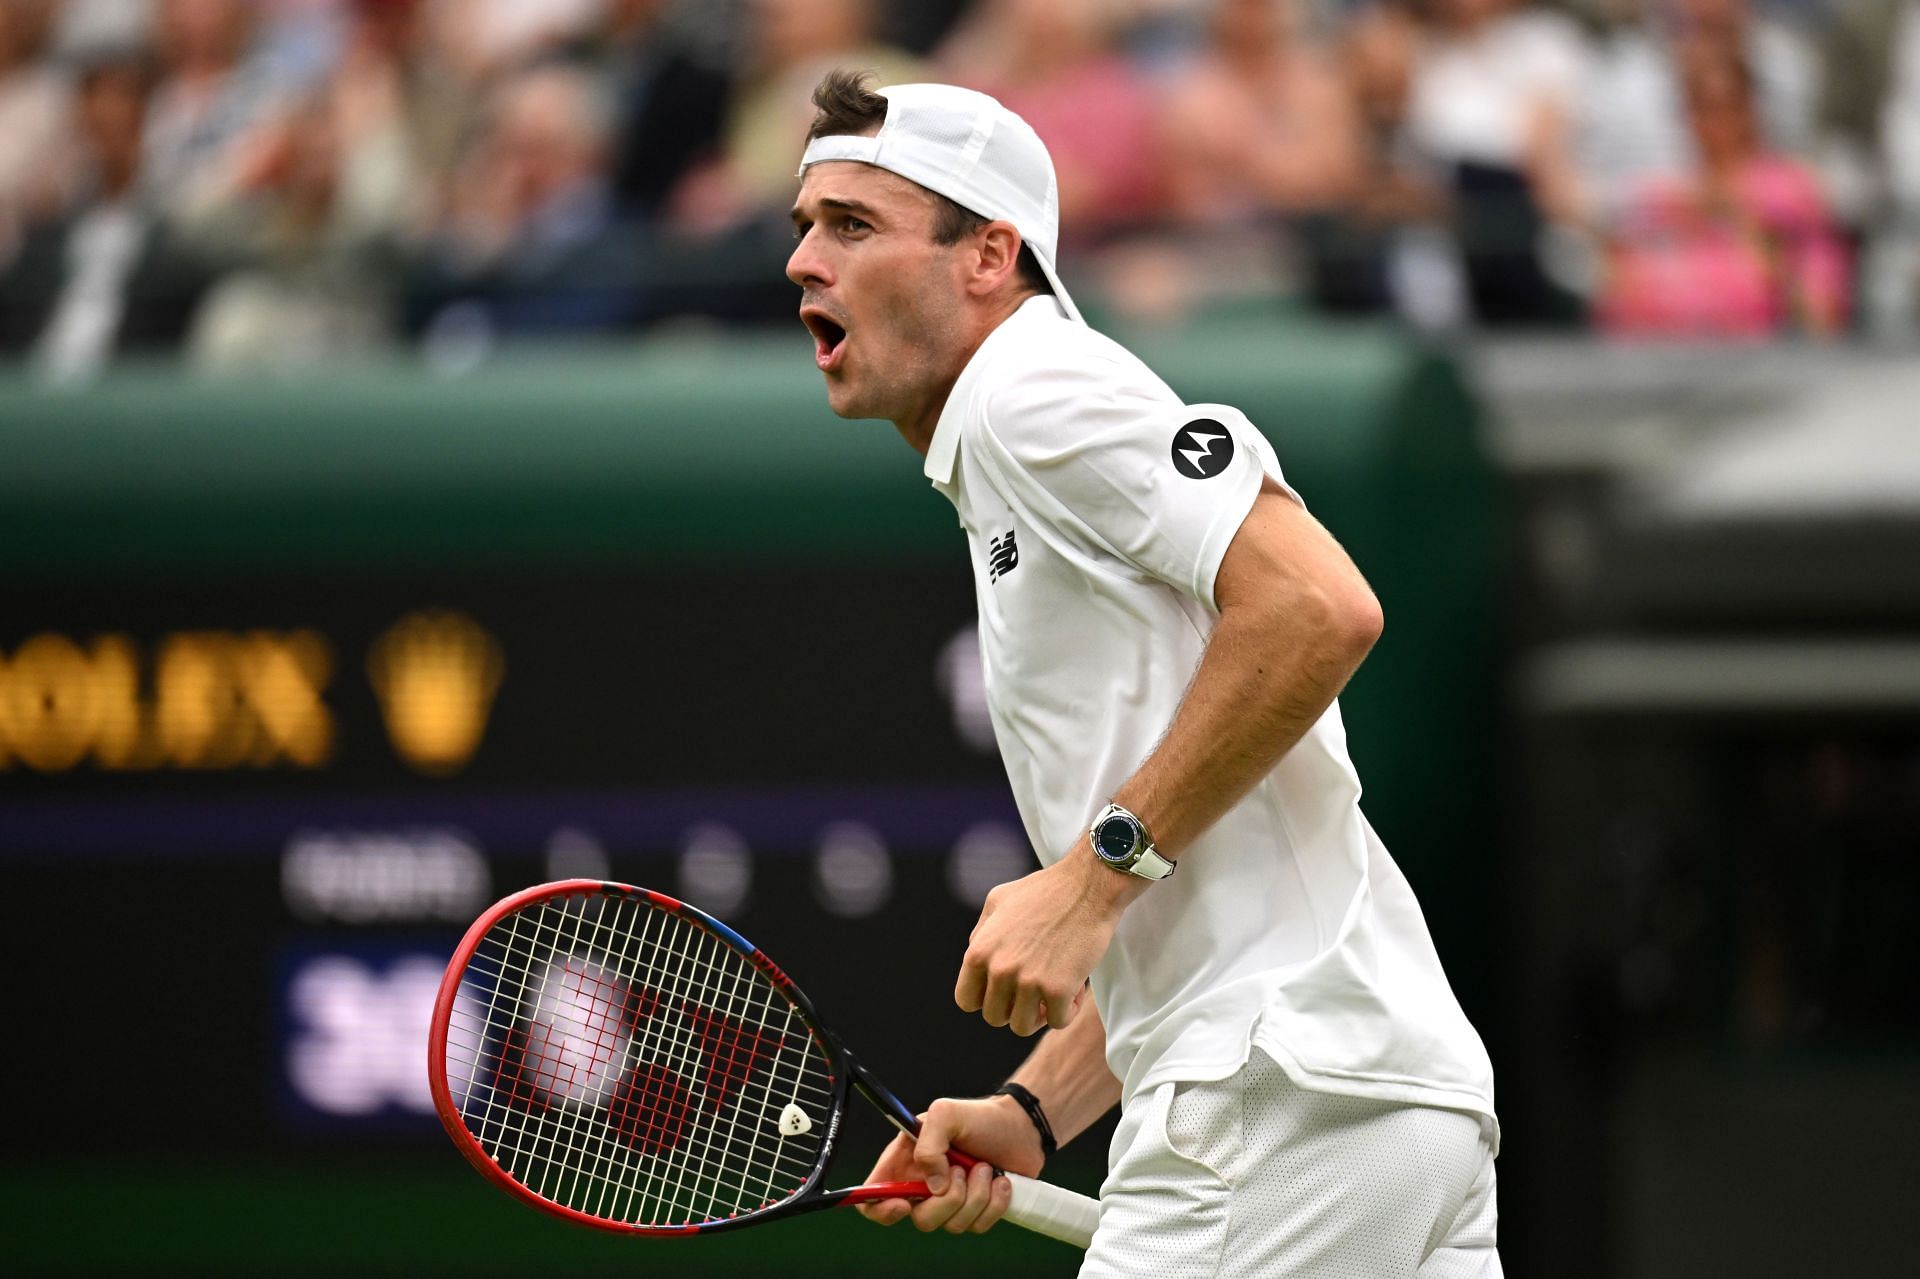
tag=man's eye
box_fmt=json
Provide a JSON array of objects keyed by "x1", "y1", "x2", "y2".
[
  {"x1": 792, "y1": 222, "x2": 811, "y2": 241},
  {"x1": 844, "y1": 218, "x2": 871, "y2": 233}
]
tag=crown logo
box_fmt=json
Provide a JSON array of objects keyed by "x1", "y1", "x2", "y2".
[{"x1": 368, "y1": 611, "x2": 504, "y2": 776}]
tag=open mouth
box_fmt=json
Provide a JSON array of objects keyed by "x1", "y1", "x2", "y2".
[{"x1": 801, "y1": 308, "x2": 848, "y2": 372}]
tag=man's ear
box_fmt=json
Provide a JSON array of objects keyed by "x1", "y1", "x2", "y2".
[{"x1": 968, "y1": 221, "x2": 1024, "y2": 297}]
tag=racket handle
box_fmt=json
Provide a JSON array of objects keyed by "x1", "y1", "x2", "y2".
[
  {"x1": 860, "y1": 1167, "x2": 1100, "y2": 1247},
  {"x1": 943, "y1": 1147, "x2": 1099, "y2": 1247},
  {"x1": 1000, "y1": 1171, "x2": 1100, "y2": 1249}
]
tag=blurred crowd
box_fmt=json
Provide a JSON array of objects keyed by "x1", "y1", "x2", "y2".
[{"x1": 1, "y1": 0, "x2": 1916, "y2": 379}]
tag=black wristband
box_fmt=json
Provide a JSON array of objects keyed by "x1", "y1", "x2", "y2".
[{"x1": 994, "y1": 1082, "x2": 1057, "y2": 1157}]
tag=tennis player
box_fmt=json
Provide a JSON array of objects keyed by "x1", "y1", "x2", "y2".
[{"x1": 787, "y1": 71, "x2": 1501, "y2": 1277}]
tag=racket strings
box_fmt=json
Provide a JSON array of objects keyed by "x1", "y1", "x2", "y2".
[
  {"x1": 441, "y1": 890, "x2": 835, "y2": 1227},
  {"x1": 454, "y1": 896, "x2": 827, "y2": 1224}
]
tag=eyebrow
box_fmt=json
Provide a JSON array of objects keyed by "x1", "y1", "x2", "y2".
[{"x1": 789, "y1": 196, "x2": 880, "y2": 226}]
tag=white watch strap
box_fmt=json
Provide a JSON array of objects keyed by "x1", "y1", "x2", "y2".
[{"x1": 1129, "y1": 845, "x2": 1176, "y2": 880}]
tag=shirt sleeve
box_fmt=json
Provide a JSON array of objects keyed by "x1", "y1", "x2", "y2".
[{"x1": 973, "y1": 360, "x2": 1297, "y2": 611}]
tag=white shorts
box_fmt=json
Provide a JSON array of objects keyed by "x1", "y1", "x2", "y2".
[{"x1": 1080, "y1": 1049, "x2": 1500, "y2": 1278}]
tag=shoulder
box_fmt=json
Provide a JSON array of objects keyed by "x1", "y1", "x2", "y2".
[{"x1": 970, "y1": 315, "x2": 1182, "y2": 461}]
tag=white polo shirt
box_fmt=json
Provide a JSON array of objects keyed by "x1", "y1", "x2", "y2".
[{"x1": 926, "y1": 296, "x2": 1497, "y2": 1138}]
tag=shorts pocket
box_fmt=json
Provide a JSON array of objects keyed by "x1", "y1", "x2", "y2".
[
  {"x1": 1164, "y1": 1076, "x2": 1243, "y2": 1183},
  {"x1": 1085, "y1": 1083, "x2": 1234, "y2": 1279}
]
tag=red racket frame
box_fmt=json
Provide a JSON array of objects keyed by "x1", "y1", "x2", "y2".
[{"x1": 428, "y1": 879, "x2": 987, "y2": 1236}]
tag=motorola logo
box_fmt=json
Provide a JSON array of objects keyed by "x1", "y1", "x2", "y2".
[{"x1": 1171, "y1": 420, "x2": 1234, "y2": 479}]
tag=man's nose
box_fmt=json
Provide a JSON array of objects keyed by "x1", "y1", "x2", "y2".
[{"x1": 786, "y1": 228, "x2": 830, "y2": 289}]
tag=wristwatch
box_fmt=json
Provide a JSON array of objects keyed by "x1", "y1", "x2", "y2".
[{"x1": 1088, "y1": 803, "x2": 1176, "y2": 881}]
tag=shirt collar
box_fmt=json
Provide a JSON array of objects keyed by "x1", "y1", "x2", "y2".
[{"x1": 923, "y1": 294, "x2": 1069, "y2": 489}]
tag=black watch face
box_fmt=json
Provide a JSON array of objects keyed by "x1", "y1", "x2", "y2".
[{"x1": 1094, "y1": 815, "x2": 1138, "y2": 864}]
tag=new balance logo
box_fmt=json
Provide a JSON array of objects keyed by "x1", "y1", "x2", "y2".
[{"x1": 988, "y1": 529, "x2": 1019, "y2": 582}]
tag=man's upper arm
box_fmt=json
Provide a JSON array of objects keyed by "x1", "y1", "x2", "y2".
[{"x1": 1214, "y1": 477, "x2": 1383, "y2": 648}]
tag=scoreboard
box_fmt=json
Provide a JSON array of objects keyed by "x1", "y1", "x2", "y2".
[{"x1": 3, "y1": 563, "x2": 1054, "y2": 1160}]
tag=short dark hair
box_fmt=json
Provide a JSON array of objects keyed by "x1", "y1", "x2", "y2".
[{"x1": 806, "y1": 69, "x2": 1053, "y2": 297}]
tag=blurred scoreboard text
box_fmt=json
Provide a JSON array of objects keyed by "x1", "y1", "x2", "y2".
[{"x1": 3, "y1": 567, "x2": 1040, "y2": 1154}]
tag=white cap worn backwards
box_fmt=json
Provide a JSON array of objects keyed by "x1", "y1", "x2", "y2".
[{"x1": 797, "y1": 82, "x2": 1084, "y2": 324}]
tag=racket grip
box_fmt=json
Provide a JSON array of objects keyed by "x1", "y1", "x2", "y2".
[{"x1": 1000, "y1": 1172, "x2": 1100, "y2": 1249}]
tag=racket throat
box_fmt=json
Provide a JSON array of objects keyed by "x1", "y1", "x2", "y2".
[{"x1": 845, "y1": 1054, "x2": 922, "y2": 1139}]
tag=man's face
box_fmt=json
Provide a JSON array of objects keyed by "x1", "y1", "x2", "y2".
[{"x1": 787, "y1": 161, "x2": 971, "y2": 426}]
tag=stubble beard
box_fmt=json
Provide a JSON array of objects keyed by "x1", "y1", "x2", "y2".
[{"x1": 847, "y1": 271, "x2": 967, "y2": 428}]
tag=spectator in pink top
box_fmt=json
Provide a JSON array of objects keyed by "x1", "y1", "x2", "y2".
[
  {"x1": 1156, "y1": 0, "x2": 1365, "y2": 222},
  {"x1": 1144, "y1": 0, "x2": 1376, "y2": 315},
  {"x1": 1599, "y1": 41, "x2": 1849, "y2": 337},
  {"x1": 938, "y1": 0, "x2": 1162, "y2": 244}
]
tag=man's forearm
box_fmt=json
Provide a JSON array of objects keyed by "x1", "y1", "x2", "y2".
[
  {"x1": 1115, "y1": 494, "x2": 1381, "y2": 859},
  {"x1": 1114, "y1": 600, "x2": 1370, "y2": 857},
  {"x1": 1004, "y1": 993, "x2": 1119, "y2": 1148}
]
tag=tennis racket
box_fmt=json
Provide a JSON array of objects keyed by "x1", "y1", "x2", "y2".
[{"x1": 427, "y1": 879, "x2": 1100, "y2": 1246}]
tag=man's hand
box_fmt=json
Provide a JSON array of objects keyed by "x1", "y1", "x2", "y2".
[
  {"x1": 855, "y1": 1094, "x2": 1043, "y2": 1233},
  {"x1": 955, "y1": 845, "x2": 1142, "y2": 1035}
]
